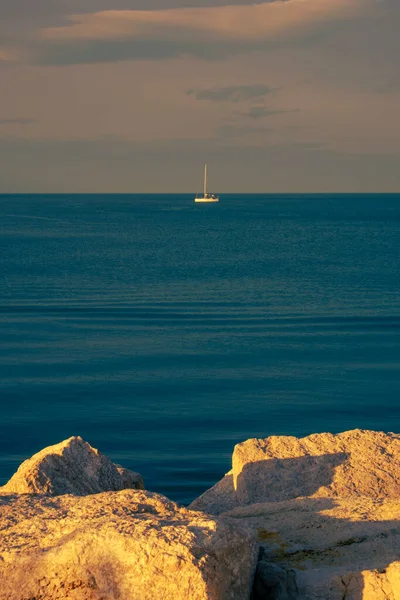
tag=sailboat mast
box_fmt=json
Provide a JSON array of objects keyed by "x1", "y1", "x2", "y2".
[{"x1": 194, "y1": 162, "x2": 218, "y2": 202}]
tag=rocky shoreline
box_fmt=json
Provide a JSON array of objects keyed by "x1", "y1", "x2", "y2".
[{"x1": 1, "y1": 430, "x2": 400, "y2": 599}]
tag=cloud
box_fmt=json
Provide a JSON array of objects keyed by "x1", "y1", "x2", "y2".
[
  {"x1": 242, "y1": 106, "x2": 299, "y2": 119},
  {"x1": 217, "y1": 124, "x2": 271, "y2": 138},
  {"x1": 0, "y1": 118, "x2": 35, "y2": 125},
  {"x1": 188, "y1": 84, "x2": 276, "y2": 103},
  {"x1": 25, "y1": 0, "x2": 372, "y2": 65}
]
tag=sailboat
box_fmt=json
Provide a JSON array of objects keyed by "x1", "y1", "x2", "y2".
[{"x1": 194, "y1": 164, "x2": 219, "y2": 203}]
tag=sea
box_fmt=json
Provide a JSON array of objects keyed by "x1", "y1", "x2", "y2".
[{"x1": 1, "y1": 193, "x2": 399, "y2": 504}]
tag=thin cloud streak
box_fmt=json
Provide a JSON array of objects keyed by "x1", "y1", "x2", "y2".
[
  {"x1": 217, "y1": 124, "x2": 272, "y2": 138},
  {"x1": 188, "y1": 84, "x2": 276, "y2": 103},
  {"x1": 242, "y1": 106, "x2": 299, "y2": 119},
  {"x1": 0, "y1": 118, "x2": 36, "y2": 125}
]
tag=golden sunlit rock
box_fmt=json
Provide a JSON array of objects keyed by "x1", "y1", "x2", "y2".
[
  {"x1": 190, "y1": 429, "x2": 400, "y2": 599},
  {"x1": 0, "y1": 436, "x2": 143, "y2": 496},
  {"x1": 0, "y1": 489, "x2": 257, "y2": 600}
]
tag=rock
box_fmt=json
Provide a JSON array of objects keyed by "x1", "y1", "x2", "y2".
[
  {"x1": 0, "y1": 489, "x2": 258, "y2": 600},
  {"x1": 251, "y1": 550, "x2": 297, "y2": 600},
  {"x1": 0, "y1": 436, "x2": 143, "y2": 496},
  {"x1": 116, "y1": 465, "x2": 144, "y2": 490},
  {"x1": 191, "y1": 471, "x2": 238, "y2": 515},
  {"x1": 190, "y1": 429, "x2": 400, "y2": 514},
  {"x1": 226, "y1": 495, "x2": 400, "y2": 599},
  {"x1": 190, "y1": 429, "x2": 400, "y2": 599}
]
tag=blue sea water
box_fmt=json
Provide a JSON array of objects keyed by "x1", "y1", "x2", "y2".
[{"x1": 1, "y1": 193, "x2": 399, "y2": 504}]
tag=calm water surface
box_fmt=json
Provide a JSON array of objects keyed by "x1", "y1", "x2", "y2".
[{"x1": 1, "y1": 194, "x2": 399, "y2": 503}]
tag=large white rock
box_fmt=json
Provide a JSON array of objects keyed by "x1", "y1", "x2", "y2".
[
  {"x1": 190, "y1": 429, "x2": 400, "y2": 599},
  {"x1": 0, "y1": 489, "x2": 258, "y2": 600},
  {"x1": 227, "y1": 496, "x2": 400, "y2": 600},
  {"x1": 190, "y1": 429, "x2": 400, "y2": 514},
  {"x1": 0, "y1": 436, "x2": 143, "y2": 495}
]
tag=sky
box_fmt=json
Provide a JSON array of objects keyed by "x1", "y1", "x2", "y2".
[{"x1": 0, "y1": 0, "x2": 399, "y2": 193}]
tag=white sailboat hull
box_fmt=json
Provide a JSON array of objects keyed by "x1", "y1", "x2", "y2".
[{"x1": 194, "y1": 198, "x2": 219, "y2": 203}]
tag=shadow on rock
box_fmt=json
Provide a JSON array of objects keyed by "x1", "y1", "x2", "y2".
[{"x1": 235, "y1": 452, "x2": 349, "y2": 505}]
